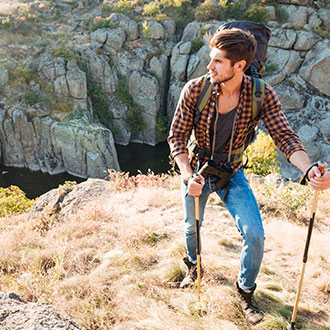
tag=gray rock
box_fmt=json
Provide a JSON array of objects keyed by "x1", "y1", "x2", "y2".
[
  {"x1": 297, "y1": 125, "x2": 321, "y2": 161},
  {"x1": 0, "y1": 291, "x2": 85, "y2": 330},
  {"x1": 280, "y1": 5, "x2": 308, "y2": 28},
  {"x1": 308, "y1": 12, "x2": 322, "y2": 29},
  {"x1": 116, "y1": 50, "x2": 144, "y2": 77},
  {"x1": 293, "y1": 31, "x2": 320, "y2": 51},
  {"x1": 274, "y1": 82, "x2": 305, "y2": 110},
  {"x1": 318, "y1": 8, "x2": 330, "y2": 32},
  {"x1": 0, "y1": 65, "x2": 8, "y2": 87},
  {"x1": 104, "y1": 27, "x2": 126, "y2": 52},
  {"x1": 87, "y1": 54, "x2": 118, "y2": 94},
  {"x1": 268, "y1": 28, "x2": 297, "y2": 49},
  {"x1": 128, "y1": 71, "x2": 160, "y2": 145},
  {"x1": 108, "y1": 98, "x2": 131, "y2": 145},
  {"x1": 299, "y1": 40, "x2": 330, "y2": 97},
  {"x1": 319, "y1": 116, "x2": 330, "y2": 142},
  {"x1": 109, "y1": 13, "x2": 139, "y2": 41},
  {"x1": 162, "y1": 20, "x2": 176, "y2": 36},
  {"x1": 145, "y1": 21, "x2": 165, "y2": 40},
  {"x1": 91, "y1": 28, "x2": 108, "y2": 45},
  {"x1": 66, "y1": 64, "x2": 87, "y2": 100}
]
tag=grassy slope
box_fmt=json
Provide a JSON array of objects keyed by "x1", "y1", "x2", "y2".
[{"x1": 0, "y1": 173, "x2": 329, "y2": 330}]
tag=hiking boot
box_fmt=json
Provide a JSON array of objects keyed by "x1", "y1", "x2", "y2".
[
  {"x1": 180, "y1": 256, "x2": 203, "y2": 288},
  {"x1": 235, "y1": 281, "x2": 263, "y2": 325}
]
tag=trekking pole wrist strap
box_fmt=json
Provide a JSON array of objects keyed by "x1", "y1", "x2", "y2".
[{"x1": 300, "y1": 163, "x2": 318, "y2": 185}]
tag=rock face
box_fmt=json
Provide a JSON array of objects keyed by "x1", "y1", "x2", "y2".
[
  {"x1": 0, "y1": 1, "x2": 329, "y2": 180},
  {"x1": 0, "y1": 291, "x2": 85, "y2": 330}
]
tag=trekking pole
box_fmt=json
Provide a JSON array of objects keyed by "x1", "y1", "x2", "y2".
[
  {"x1": 287, "y1": 161, "x2": 327, "y2": 330},
  {"x1": 195, "y1": 195, "x2": 201, "y2": 302}
]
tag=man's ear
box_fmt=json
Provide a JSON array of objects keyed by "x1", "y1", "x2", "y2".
[{"x1": 235, "y1": 60, "x2": 247, "y2": 72}]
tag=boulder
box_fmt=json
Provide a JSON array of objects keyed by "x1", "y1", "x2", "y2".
[
  {"x1": 0, "y1": 291, "x2": 85, "y2": 330},
  {"x1": 104, "y1": 27, "x2": 126, "y2": 52},
  {"x1": 268, "y1": 28, "x2": 297, "y2": 49},
  {"x1": 274, "y1": 82, "x2": 305, "y2": 110},
  {"x1": 318, "y1": 8, "x2": 330, "y2": 32},
  {"x1": 0, "y1": 65, "x2": 8, "y2": 87},
  {"x1": 280, "y1": 5, "x2": 309, "y2": 28},
  {"x1": 299, "y1": 40, "x2": 330, "y2": 97},
  {"x1": 87, "y1": 54, "x2": 118, "y2": 94},
  {"x1": 293, "y1": 31, "x2": 321, "y2": 51},
  {"x1": 128, "y1": 71, "x2": 160, "y2": 145},
  {"x1": 297, "y1": 125, "x2": 321, "y2": 161},
  {"x1": 109, "y1": 13, "x2": 139, "y2": 41}
]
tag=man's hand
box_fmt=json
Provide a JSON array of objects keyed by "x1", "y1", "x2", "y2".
[
  {"x1": 309, "y1": 166, "x2": 330, "y2": 190},
  {"x1": 187, "y1": 175, "x2": 205, "y2": 197}
]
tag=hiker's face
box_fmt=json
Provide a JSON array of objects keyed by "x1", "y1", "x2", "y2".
[{"x1": 207, "y1": 48, "x2": 235, "y2": 84}]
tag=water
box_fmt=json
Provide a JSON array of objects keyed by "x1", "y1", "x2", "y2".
[{"x1": 0, "y1": 142, "x2": 172, "y2": 199}]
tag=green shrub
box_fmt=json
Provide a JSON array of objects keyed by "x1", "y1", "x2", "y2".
[
  {"x1": 87, "y1": 83, "x2": 112, "y2": 128},
  {"x1": 220, "y1": 0, "x2": 269, "y2": 23},
  {"x1": 142, "y1": 20, "x2": 151, "y2": 40},
  {"x1": 50, "y1": 41, "x2": 81, "y2": 64},
  {"x1": 114, "y1": 0, "x2": 132, "y2": 15},
  {"x1": 191, "y1": 38, "x2": 204, "y2": 54},
  {"x1": 0, "y1": 186, "x2": 36, "y2": 217},
  {"x1": 245, "y1": 3, "x2": 269, "y2": 23},
  {"x1": 142, "y1": 1, "x2": 161, "y2": 16},
  {"x1": 195, "y1": 0, "x2": 223, "y2": 21},
  {"x1": 244, "y1": 130, "x2": 281, "y2": 176},
  {"x1": 156, "y1": 114, "x2": 168, "y2": 142},
  {"x1": 90, "y1": 16, "x2": 118, "y2": 32},
  {"x1": 23, "y1": 91, "x2": 39, "y2": 106},
  {"x1": 9, "y1": 65, "x2": 35, "y2": 85}
]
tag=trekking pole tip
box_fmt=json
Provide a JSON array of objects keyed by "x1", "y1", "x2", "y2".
[{"x1": 287, "y1": 323, "x2": 295, "y2": 330}]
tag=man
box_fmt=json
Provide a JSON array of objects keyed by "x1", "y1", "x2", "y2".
[{"x1": 168, "y1": 28, "x2": 330, "y2": 325}]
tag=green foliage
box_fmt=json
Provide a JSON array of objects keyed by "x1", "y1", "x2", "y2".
[
  {"x1": 114, "y1": 0, "x2": 132, "y2": 15},
  {"x1": 191, "y1": 38, "x2": 204, "y2": 54},
  {"x1": 142, "y1": 20, "x2": 151, "y2": 40},
  {"x1": 156, "y1": 114, "x2": 168, "y2": 142},
  {"x1": 50, "y1": 41, "x2": 81, "y2": 64},
  {"x1": 23, "y1": 91, "x2": 39, "y2": 106},
  {"x1": 245, "y1": 3, "x2": 268, "y2": 22},
  {"x1": 274, "y1": 3, "x2": 288, "y2": 24},
  {"x1": 218, "y1": 0, "x2": 269, "y2": 23},
  {"x1": 100, "y1": 3, "x2": 114, "y2": 15},
  {"x1": 143, "y1": 1, "x2": 161, "y2": 16},
  {"x1": 126, "y1": 105, "x2": 144, "y2": 135},
  {"x1": 195, "y1": 0, "x2": 223, "y2": 21},
  {"x1": 87, "y1": 83, "x2": 112, "y2": 128},
  {"x1": 266, "y1": 62, "x2": 278, "y2": 72},
  {"x1": 90, "y1": 16, "x2": 118, "y2": 32},
  {"x1": 0, "y1": 186, "x2": 36, "y2": 217},
  {"x1": 244, "y1": 130, "x2": 281, "y2": 176},
  {"x1": 313, "y1": 26, "x2": 330, "y2": 39},
  {"x1": 9, "y1": 65, "x2": 35, "y2": 85},
  {"x1": 115, "y1": 75, "x2": 144, "y2": 135},
  {"x1": 190, "y1": 25, "x2": 209, "y2": 54}
]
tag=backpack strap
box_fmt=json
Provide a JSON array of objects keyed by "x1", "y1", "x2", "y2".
[
  {"x1": 193, "y1": 75, "x2": 213, "y2": 126},
  {"x1": 251, "y1": 76, "x2": 265, "y2": 121}
]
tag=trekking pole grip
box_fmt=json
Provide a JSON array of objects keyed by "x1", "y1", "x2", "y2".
[{"x1": 317, "y1": 161, "x2": 327, "y2": 175}]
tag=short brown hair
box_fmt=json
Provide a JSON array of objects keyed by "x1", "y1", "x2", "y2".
[{"x1": 206, "y1": 28, "x2": 257, "y2": 71}]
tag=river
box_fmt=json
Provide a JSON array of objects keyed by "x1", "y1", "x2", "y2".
[{"x1": 0, "y1": 142, "x2": 172, "y2": 199}]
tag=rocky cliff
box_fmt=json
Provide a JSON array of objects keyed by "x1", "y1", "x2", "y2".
[{"x1": 0, "y1": 0, "x2": 329, "y2": 179}]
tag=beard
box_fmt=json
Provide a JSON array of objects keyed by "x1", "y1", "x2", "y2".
[{"x1": 209, "y1": 67, "x2": 235, "y2": 84}]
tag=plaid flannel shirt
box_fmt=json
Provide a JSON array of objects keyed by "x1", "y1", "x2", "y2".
[{"x1": 168, "y1": 74, "x2": 306, "y2": 172}]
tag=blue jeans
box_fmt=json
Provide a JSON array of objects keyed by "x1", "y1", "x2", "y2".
[{"x1": 181, "y1": 169, "x2": 264, "y2": 291}]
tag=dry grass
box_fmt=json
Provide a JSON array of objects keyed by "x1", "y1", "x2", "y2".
[{"x1": 0, "y1": 173, "x2": 329, "y2": 330}]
